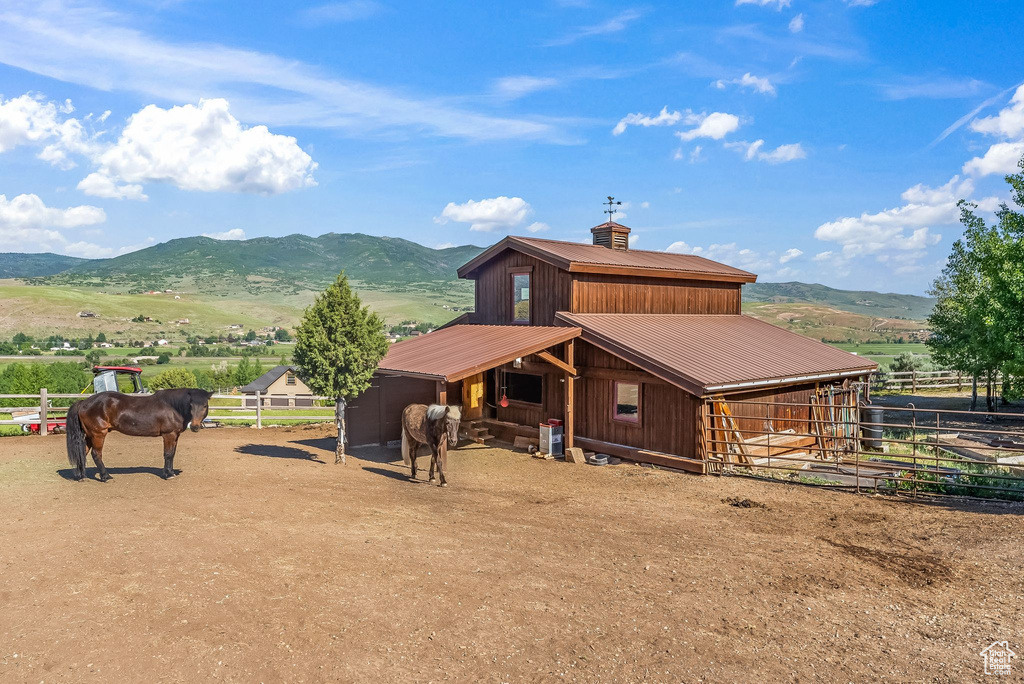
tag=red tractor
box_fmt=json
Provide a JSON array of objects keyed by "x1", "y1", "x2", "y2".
[{"x1": 16, "y1": 366, "x2": 147, "y2": 434}]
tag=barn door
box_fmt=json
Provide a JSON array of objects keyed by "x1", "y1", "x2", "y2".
[{"x1": 462, "y1": 372, "x2": 484, "y2": 419}]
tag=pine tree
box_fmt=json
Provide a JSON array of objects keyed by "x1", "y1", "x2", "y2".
[{"x1": 293, "y1": 272, "x2": 389, "y2": 463}]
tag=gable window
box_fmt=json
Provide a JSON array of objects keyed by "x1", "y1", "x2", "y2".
[
  {"x1": 286, "y1": 372, "x2": 296, "y2": 386},
  {"x1": 511, "y1": 272, "x2": 531, "y2": 324},
  {"x1": 504, "y1": 370, "x2": 543, "y2": 405},
  {"x1": 612, "y1": 381, "x2": 640, "y2": 424}
]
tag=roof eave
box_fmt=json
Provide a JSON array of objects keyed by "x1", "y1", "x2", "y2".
[
  {"x1": 456, "y1": 236, "x2": 570, "y2": 279},
  {"x1": 567, "y1": 263, "x2": 757, "y2": 283}
]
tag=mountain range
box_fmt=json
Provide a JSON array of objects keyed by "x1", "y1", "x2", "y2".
[{"x1": 0, "y1": 233, "x2": 935, "y2": 319}]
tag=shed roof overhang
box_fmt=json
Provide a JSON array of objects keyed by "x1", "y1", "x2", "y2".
[{"x1": 377, "y1": 324, "x2": 581, "y2": 383}]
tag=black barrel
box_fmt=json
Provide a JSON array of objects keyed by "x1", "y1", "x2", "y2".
[{"x1": 860, "y1": 406, "x2": 884, "y2": 449}]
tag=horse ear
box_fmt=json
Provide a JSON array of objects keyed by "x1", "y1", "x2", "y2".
[{"x1": 444, "y1": 406, "x2": 450, "y2": 415}]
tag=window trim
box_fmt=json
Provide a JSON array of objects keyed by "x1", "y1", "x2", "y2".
[
  {"x1": 503, "y1": 368, "x2": 544, "y2": 407},
  {"x1": 510, "y1": 270, "x2": 532, "y2": 325},
  {"x1": 611, "y1": 380, "x2": 641, "y2": 426},
  {"x1": 286, "y1": 372, "x2": 296, "y2": 386}
]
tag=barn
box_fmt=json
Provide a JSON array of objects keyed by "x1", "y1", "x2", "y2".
[{"x1": 346, "y1": 220, "x2": 877, "y2": 471}]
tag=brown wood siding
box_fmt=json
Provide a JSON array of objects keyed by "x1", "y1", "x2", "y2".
[
  {"x1": 570, "y1": 273, "x2": 741, "y2": 314},
  {"x1": 346, "y1": 374, "x2": 438, "y2": 446},
  {"x1": 573, "y1": 340, "x2": 698, "y2": 458},
  {"x1": 470, "y1": 250, "x2": 572, "y2": 325}
]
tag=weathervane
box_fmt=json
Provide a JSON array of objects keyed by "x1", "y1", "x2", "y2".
[{"x1": 604, "y1": 196, "x2": 622, "y2": 223}]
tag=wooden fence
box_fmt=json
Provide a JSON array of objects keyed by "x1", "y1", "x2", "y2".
[
  {"x1": 871, "y1": 370, "x2": 1002, "y2": 393},
  {"x1": 0, "y1": 391, "x2": 335, "y2": 435}
]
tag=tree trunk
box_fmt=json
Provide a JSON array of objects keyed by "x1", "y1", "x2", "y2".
[
  {"x1": 986, "y1": 371, "x2": 995, "y2": 413},
  {"x1": 335, "y1": 397, "x2": 347, "y2": 464},
  {"x1": 971, "y1": 375, "x2": 978, "y2": 412}
]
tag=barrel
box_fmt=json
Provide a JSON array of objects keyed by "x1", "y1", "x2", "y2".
[{"x1": 860, "y1": 406, "x2": 884, "y2": 449}]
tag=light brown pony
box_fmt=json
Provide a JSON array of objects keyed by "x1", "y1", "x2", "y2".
[{"x1": 401, "y1": 403, "x2": 461, "y2": 486}]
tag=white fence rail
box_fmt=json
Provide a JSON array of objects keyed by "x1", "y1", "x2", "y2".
[
  {"x1": 1, "y1": 390, "x2": 335, "y2": 435},
  {"x1": 871, "y1": 370, "x2": 1003, "y2": 392}
]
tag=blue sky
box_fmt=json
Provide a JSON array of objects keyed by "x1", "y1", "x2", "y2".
[{"x1": 0, "y1": 0, "x2": 1022, "y2": 295}]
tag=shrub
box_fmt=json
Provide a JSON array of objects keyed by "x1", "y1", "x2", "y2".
[{"x1": 148, "y1": 368, "x2": 198, "y2": 390}]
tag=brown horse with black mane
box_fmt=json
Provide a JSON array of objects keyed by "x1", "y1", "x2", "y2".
[
  {"x1": 65, "y1": 388, "x2": 213, "y2": 481},
  {"x1": 401, "y1": 403, "x2": 461, "y2": 486}
]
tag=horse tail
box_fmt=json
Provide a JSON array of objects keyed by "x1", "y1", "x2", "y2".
[
  {"x1": 401, "y1": 427, "x2": 412, "y2": 466},
  {"x1": 65, "y1": 401, "x2": 87, "y2": 476}
]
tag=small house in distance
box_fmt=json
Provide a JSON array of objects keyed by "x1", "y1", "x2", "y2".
[
  {"x1": 239, "y1": 365, "x2": 314, "y2": 407},
  {"x1": 345, "y1": 219, "x2": 877, "y2": 471}
]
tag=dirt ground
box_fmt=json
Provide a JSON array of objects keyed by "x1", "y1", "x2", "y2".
[{"x1": 1, "y1": 425, "x2": 1022, "y2": 683}]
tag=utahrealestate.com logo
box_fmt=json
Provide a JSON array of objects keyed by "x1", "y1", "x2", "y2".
[{"x1": 981, "y1": 641, "x2": 1016, "y2": 676}]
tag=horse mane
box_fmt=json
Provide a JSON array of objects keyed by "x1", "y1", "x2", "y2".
[
  {"x1": 426, "y1": 404, "x2": 448, "y2": 422},
  {"x1": 447, "y1": 405, "x2": 461, "y2": 421},
  {"x1": 155, "y1": 388, "x2": 195, "y2": 423}
]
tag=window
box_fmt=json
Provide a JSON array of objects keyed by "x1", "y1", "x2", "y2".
[
  {"x1": 511, "y1": 272, "x2": 531, "y2": 323},
  {"x1": 613, "y1": 381, "x2": 640, "y2": 424},
  {"x1": 286, "y1": 372, "x2": 296, "y2": 386},
  {"x1": 505, "y1": 371, "x2": 543, "y2": 405}
]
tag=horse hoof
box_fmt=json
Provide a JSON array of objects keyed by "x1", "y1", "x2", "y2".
[
  {"x1": 439, "y1": 482, "x2": 448, "y2": 488},
  {"x1": 99, "y1": 475, "x2": 113, "y2": 482}
]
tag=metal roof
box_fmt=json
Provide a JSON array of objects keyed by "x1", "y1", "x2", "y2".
[
  {"x1": 457, "y1": 231, "x2": 757, "y2": 283},
  {"x1": 556, "y1": 313, "x2": 877, "y2": 396},
  {"x1": 377, "y1": 325, "x2": 581, "y2": 382},
  {"x1": 239, "y1": 365, "x2": 297, "y2": 394}
]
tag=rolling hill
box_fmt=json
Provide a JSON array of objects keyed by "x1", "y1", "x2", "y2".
[
  {"x1": 41, "y1": 233, "x2": 484, "y2": 295},
  {"x1": 744, "y1": 282, "x2": 934, "y2": 319},
  {"x1": 0, "y1": 252, "x2": 91, "y2": 278}
]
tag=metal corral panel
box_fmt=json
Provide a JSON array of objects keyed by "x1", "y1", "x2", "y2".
[
  {"x1": 557, "y1": 312, "x2": 877, "y2": 396},
  {"x1": 378, "y1": 324, "x2": 581, "y2": 383}
]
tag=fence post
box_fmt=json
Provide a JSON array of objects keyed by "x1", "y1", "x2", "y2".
[
  {"x1": 911, "y1": 371, "x2": 917, "y2": 393},
  {"x1": 957, "y1": 372, "x2": 962, "y2": 392},
  {"x1": 256, "y1": 390, "x2": 262, "y2": 429},
  {"x1": 40, "y1": 388, "x2": 48, "y2": 437}
]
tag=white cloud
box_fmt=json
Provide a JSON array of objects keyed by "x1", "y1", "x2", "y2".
[
  {"x1": 813, "y1": 176, "x2": 969, "y2": 265},
  {"x1": 628, "y1": 234, "x2": 639, "y2": 247},
  {"x1": 713, "y1": 73, "x2": 776, "y2": 96},
  {"x1": 434, "y1": 242, "x2": 456, "y2": 250},
  {"x1": 202, "y1": 228, "x2": 247, "y2": 240},
  {"x1": 725, "y1": 139, "x2": 806, "y2": 163},
  {"x1": 525, "y1": 222, "x2": 550, "y2": 233},
  {"x1": 735, "y1": 0, "x2": 791, "y2": 9},
  {"x1": 665, "y1": 240, "x2": 785, "y2": 276},
  {"x1": 676, "y1": 112, "x2": 741, "y2": 141},
  {"x1": 779, "y1": 248, "x2": 802, "y2": 263},
  {"x1": 962, "y1": 85, "x2": 1024, "y2": 176},
  {"x1": 436, "y1": 196, "x2": 533, "y2": 232},
  {"x1": 789, "y1": 13, "x2": 804, "y2": 33},
  {"x1": 613, "y1": 106, "x2": 682, "y2": 135},
  {"x1": 76, "y1": 172, "x2": 148, "y2": 201},
  {"x1": 0, "y1": 93, "x2": 98, "y2": 169},
  {"x1": 63, "y1": 236, "x2": 155, "y2": 259},
  {"x1": 493, "y1": 76, "x2": 561, "y2": 100},
  {"x1": 0, "y1": 3, "x2": 560, "y2": 143},
  {"x1": 545, "y1": 9, "x2": 644, "y2": 46},
  {"x1": 298, "y1": 1, "x2": 382, "y2": 24},
  {"x1": 640, "y1": 201, "x2": 650, "y2": 209},
  {"x1": 844, "y1": 0, "x2": 878, "y2": 6},
  {"x1": 0, "y1": 193, "x2": 106, "y2": 252},
  {"x1": 94, "y1": 99, "x2": 317, "y2": 195}
]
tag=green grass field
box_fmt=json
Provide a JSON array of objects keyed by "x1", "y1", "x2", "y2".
[
  {"x1": 830, "y1": 342, "x2": 932, "y2": 370},
  {"x1": 0, "y1": 280, "x2": 471, "y2": 339}
]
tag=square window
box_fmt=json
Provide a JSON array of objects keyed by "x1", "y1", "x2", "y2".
[
  {"x1": 511, "y1": 272, "x2": 530, "y2": 323},
  {"x1": 286, "y1": 373, "x2": 296, "y2": 386},
  {"x1": 613, "y1": 381, "x2": 640, "y2": 424},
  {"x1": 505, "y1": 371, "x2": 543, "y2": 405}
]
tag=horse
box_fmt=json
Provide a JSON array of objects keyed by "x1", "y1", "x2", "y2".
[
  {"x1": 65, "y1": 388, "x2": 213, "y2": 481},
  {"x1": 400, "y1": 403, "x2": 461, "y2": 486}
]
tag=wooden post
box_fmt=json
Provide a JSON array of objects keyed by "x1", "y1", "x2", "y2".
[
  {"x1": 565, "y1": 338, "x2": 575, "y2": 450},
  {"x1": 911, "y1": 371, "x2": 917, "y2": 393},
  {"x1": 335, "y1": 397, "x2": 347, "y2": 465},
  {"x1": 436, "y1": 380, "x2": 447, "y2": 406},
  {"x1": 255, "y1": 390, "x2": 262, "y2": 429},
  {"x1": 40, "y1": 388, "x2": 48, "y2": 437}
]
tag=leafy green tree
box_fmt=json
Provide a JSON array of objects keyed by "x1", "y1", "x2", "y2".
[
  {"x1": 148, "y1": 368, "x2": 199, "y2": 390},
  {"x1": 96, "y1": 332, "x2": 107, "y2": 343},
  {"x1": 244, "y1": 330, "x2": 257, "y2": 342},
  {"x1": 274, "y1": 328, "x2": 292, "y2": 342},
  {"x1": 85, "y1": 350, "x2": 103, "y2": 366},
  {"x1": 293, "y1": 272, "x2": 389, "y2": 463},
  {"x1": 157, "y1": 352, "x2": 172, "y2": 364},
  {"x1": 234, "y1": 355, "x2": 256, "y2": 386},
  {"x1": 929, "y1": 153, "x2": 1024, "y2": 409}
]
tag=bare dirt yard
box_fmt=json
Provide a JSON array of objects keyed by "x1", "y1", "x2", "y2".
[{"x1": 2, "y1": 424, "x2": 1023, "y2": 682}]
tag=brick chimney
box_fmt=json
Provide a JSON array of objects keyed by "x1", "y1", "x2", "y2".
[{"x1": 591, "y1": 221, "x2": 631, "y2": 250}]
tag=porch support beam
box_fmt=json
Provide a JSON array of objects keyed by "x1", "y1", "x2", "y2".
[
  {"x1": 564, "y1": 339, "x2": 575, "y2": 450},
  {"x1": 536, "y1": 350, "x2": 576, "y2": 376}
]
